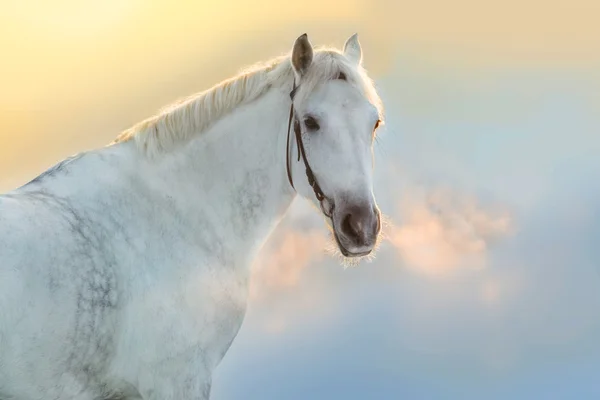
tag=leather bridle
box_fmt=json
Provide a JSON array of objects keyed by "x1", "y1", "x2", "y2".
[{"x1": 285, "y1": 80, "x2": 332, "y2": 218}]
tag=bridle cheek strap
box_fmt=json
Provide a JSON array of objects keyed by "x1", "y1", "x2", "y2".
[{"x1": 285, "y1": 80, "x2": 327, "y2": 204}]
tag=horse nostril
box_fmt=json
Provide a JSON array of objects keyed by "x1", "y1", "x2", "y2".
[{"x1": 341, "y1": 212, "x2": 362, "y2": 242}]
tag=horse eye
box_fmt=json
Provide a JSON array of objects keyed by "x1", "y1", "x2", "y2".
[
  {"x1": 304, "y1": 116, "x2": 320, "y2": 131},
  {"x1": 374, "y1": 119, "x2": 381, "y2": 130},
  {"x1": 337, "y1": 72, "x2": 347, "y2": 81}
]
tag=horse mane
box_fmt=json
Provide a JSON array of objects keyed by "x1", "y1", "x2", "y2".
[{"x1": 112, "y1": 46, "x2": 384, "y2": 158}]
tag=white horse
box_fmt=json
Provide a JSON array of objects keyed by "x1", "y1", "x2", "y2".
[{"x1": 0, "y1": 33, "x2": 385, "y2": 399}]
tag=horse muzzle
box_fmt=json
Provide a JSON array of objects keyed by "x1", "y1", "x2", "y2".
[{"x1": 333, "y1": 203, "x2": 381, "y2": 257}]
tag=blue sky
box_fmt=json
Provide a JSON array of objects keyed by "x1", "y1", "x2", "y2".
[{"x1": 211, "y1": 58, "x2": 600, "y2": 399}]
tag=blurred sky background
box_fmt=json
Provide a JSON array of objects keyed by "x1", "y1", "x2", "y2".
[{"x1": 1, "y1": 1, "x2": 600, "y2": 399}]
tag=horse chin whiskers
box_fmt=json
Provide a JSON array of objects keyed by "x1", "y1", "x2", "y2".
[
  {"x1": 324, "y1": 237, "x2": 378, "y2": 269},
  {"x1": 322, "y1": 226, "x2": 382, "y2": 269},
  {"x1": 376, "y1": 211, "x2": 394, "y2": 242}
]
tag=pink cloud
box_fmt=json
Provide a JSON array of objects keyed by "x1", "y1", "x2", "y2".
[
  {"x1": 249, "y1": 185, "x2": 514, "y2": 308},
  {"x1": 385, "y1": 186, "x2": 513, "y2": 276},
  {"x1": 250, "y1": 228, "x2": 328, "y2": 301}
]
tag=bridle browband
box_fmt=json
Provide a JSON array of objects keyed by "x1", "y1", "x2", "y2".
[{"x1": 285, "y1": 79, "x2": 330, "y2": 214}]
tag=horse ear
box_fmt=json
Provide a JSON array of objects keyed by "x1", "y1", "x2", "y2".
[
  {"x1": 291, "y1": 33, "x2": 313, "y2": 78},
  {"x1": 343, "y1": 33, "x2": 362, "y2": 65}
]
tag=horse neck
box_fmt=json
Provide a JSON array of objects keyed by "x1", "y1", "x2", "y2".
[{"x1": 146, "y1": 87, "x2": 298, "y2": 263}]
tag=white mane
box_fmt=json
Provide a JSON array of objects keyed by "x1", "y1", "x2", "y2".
[{"x1": 113, "y1": 47, "x2": 384, "y2": 157}]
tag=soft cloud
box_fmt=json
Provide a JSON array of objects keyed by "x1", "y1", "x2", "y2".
[
  {"x1": 248, "y1": 184, "x2": 514, "y2": 305},
  {"x1": 250, "y1": 228, "x2": 327, "y2": 301},
  {"x1": 247, "y1": 224, "x2": 341, "y2": 336},
  {"x1": 385, "y1": 186, "x2": 513, "y2": 276}
]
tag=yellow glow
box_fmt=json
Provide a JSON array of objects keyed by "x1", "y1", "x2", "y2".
[
  {"x1": 1, "y1": 1, "x2": 142, "y2": 39},
  {"x1": 0, "y1": 0, "x2": 599, "y2": 191}
]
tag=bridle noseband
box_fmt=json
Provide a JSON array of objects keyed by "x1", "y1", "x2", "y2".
[{"x1": 285, "y1": 80, "x2": 330, "y2": 215}]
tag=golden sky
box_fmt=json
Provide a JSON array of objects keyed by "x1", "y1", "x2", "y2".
[{"x1": 1, "y1": 0, "x2": 599, "y2": 190}]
